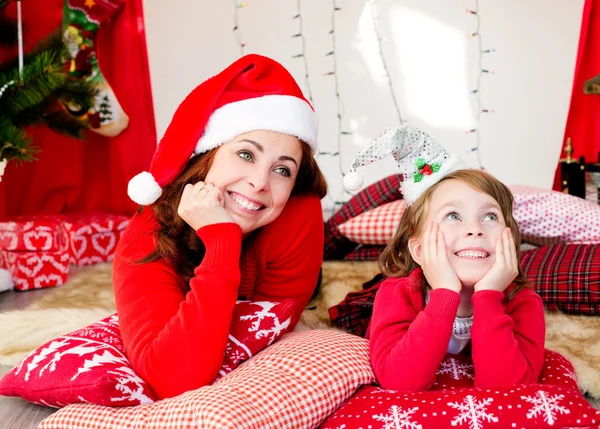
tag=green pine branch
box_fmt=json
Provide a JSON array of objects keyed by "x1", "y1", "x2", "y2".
[
  {"x1": 0, "y1": 117, "x2": 37, "y2": 163},
  {"x1": 0, "y1": 30, "x2": 95, "y2": 163}
]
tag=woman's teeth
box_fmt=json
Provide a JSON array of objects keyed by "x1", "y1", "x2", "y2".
[{"x1": 231, "y1": 193, "x2": 262, "y2": 211}]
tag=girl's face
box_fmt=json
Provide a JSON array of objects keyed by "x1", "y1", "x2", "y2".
[
  {"x1": 204, "y1": 130, "x2": 303, "y2": 236},
  {"x1": 414, "y1": 179, "x2": 509, "y2": 287}
]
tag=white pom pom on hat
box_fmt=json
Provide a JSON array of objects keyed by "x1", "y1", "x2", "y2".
[
  {"x1": 128, "y1": 171, "x2": 162, "y2": 206},
  {"x1": 127, "y1": 54, "x2": 319, "y2": 206},
  {"x1": 343, "y1": 171, "x2": 364, "y2": 192}
]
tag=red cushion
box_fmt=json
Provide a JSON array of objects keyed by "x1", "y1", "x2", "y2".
[
  {"x1": 345, "y1": 245, "x2": 386, "y2": 261},
  {"x1": 0, "y1": 299, "x2": 294, "y2": 407},
  {"x1": 38, "y1": 330, "x2": 375, "y2": 429},
  {"x1": 521, "y1": 244, "x2": 600, "y2": 315},
  {"x1": 321, "y1": 350, "x2": 599, "y2": 429},
  {"x1": 324, "y1": 174, "x2": 403, "y2": 260}
]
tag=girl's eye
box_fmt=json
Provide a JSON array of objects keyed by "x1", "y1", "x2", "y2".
[
  {"x1": 238, "y1": 151, "x2": 253, "y2": 161},
  {"x1": 444, "y1": 212, "x2": 461, "y2": 221},
  {"x1": 274, "y1": 166, "x2": 292, "y2": 178},
  {"x1": 483, "y1": 212, "x2": 499, "y2": 221}
]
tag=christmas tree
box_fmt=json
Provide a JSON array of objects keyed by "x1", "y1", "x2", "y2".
[{"x1": 0, "y1": 1, "x2": 96, "y2": 165}]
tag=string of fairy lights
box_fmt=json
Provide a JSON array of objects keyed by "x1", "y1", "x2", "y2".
[
  {"x1": 230, "y1": 1, "x2": 493, "y2": 199},
  {"x1": 369, "y1": 0, "x2": 404, "y2": 125},
  {"x1": 233, "y1": 1, "x2": 247, "y2": 55},
  {"x1": 465, "y1": 0, "x2": 494, "y2": 169},
  {"x1": 320, "y1": 0, "x2": 354, "y2": 208},
  {"x1": 291, "y1": 0, "x2": 314, "y2": 105}
]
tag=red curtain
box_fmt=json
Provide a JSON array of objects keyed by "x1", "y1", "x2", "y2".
[
  {"x1": 553, "y1": 0, "x2": 600, "y2": 190},
  {"x1": 0, "y1": 0, "x2": 156, "y2": 217}
]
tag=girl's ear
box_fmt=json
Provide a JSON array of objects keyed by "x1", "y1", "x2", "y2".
[{"x1": 408, "y1": 237, "x2": 423, "y2": 265}]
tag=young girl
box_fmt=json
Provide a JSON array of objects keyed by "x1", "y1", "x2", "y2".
[{"x1": 344, "y1": 126, "x2": 546, "y2": 392}]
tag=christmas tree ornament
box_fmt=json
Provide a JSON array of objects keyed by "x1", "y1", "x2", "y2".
[
  {"x1": 60, "y1": 0, "x2": 129, "y2": 137},
  {"x1": 344, "y1": 125, "x2": 465, "y2": 205}
]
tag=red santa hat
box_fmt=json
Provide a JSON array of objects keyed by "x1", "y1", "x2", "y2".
[{"x1": 128, "y1": 54, "x2": 318, "y2": 206}]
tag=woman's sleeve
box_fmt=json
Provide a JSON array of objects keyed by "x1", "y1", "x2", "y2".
[
  {"x1": 250, "y1": 195, "x2": 324, "y2": 328},
  {"x1": 471, "y1": 289, "x2": 546, "y2": 388},
  {"x1": 113, "y1": 214, "x2": 242, "y2": 400},
  {"x1": 369, "y1": 280, "x2": 460, "y2": 392}
]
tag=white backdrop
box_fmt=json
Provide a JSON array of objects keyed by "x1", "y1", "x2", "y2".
[{"x1": 142, "y1": 0, "x2": 584, "y2": 210}]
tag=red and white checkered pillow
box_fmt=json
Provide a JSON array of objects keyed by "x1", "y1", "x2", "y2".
[
  {"x1": 38, "y1": 330, "x2": 375, "y2": 429},
  {"x1": 321, "y1": 350, "x2": 600, "y2": 429},
  {"x1": 510, "y1": 185, "x2": 600, "y2": 246},
  {"x1": 0, "y1": 300, "x2": 295, "y2": 408},
  {"x1": 338, "y1": 200, "x2": 407, "y2": 245}
]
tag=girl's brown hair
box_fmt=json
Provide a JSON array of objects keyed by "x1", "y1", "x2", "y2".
[
  {"x1": 379, "y1": 169, "x2": 530, "y2": 299},
  {"x1": 139, "y1": 140, "x2": 327, "y2": 287}
]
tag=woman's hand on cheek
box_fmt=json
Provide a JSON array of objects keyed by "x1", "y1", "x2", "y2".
[
  {"x1": 474, "y1": 228, "x2": 518, "y2": 293},
  {"x1": 421, "y1": 221, "x2": 462, "y2": 294},
  {"x1": 177, "y1": 181, "x2": 234, "y2": 231}
]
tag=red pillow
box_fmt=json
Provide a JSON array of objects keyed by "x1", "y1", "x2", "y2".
[
  {"x1": 521, "y1": 244, "x2": 600, "y2": 315},
  {"x1": 324, "y1": 174, "x2": 403, "y2": 260},
  {"x1": 217, "y1": 300, "x2": 294, "y2": 380},
  {"x1": 0, "y1": 299, "x2": 294, "y2": 407},
  {"x1": 338, "y1": 200, "x2": 407, "y2": 245},
  {"x1": 321, "y1": 350, "x2": 599, "y2": 429}
]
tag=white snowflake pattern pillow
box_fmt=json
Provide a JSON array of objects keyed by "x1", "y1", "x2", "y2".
[
  {"x1": 216, "y1": 299, "x2": 295, "y2": 380},
  {"x1": 0, "y1": 299, "x2": 295, "y2": 408},
  {"x1": 321, "y1": 350, "x2": 598, "y2": 429}
]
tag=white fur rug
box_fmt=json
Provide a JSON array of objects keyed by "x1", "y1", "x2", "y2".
[{"x1": 1, "y1": 261, "x2": 599, "y2": 399}]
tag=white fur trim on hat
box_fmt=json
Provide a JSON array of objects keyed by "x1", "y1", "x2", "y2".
[
  {"x1": 400, "y1": 154, "x2": 465, "y2": 205},
  {"x1": 196, "y1": 95, "x2": 318, "y2": 154},
  {"x1": 128, "y1": 171, "x2": 163, "y2": 205}
]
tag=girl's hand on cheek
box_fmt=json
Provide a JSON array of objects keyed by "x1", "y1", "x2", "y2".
[
  {"x1": 420, "y1": 221, "x2": 462, "y2": 294},
  {"x1": 177, "y1": 181, "x2": 234, "y2": 231},
  {"x1": 474, "y1": 228, "x2": 518, "y2": 293}
]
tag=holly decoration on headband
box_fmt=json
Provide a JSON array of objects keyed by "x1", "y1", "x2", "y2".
[{"x1": 414, "y1": 158, "x2": 441, "y2": 183}]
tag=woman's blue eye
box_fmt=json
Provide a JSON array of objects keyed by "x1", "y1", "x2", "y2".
[
  {"x1": 238, "y1": 151, "x2": 253, "y2": 161},
  {"x1": 445, "y1": 212, "x2": 461, "y2": 221},
  {"x1": 483, "y1": 212, "x2": 498, "y2": 221}
]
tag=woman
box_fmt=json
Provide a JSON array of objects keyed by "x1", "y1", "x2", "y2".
[{"x1": 114, "y1": 54, "x2": 327, "y2": 400}]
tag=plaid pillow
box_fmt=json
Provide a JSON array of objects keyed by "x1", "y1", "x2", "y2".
[
  {"x1": 38, "y1": 330, "x2": 375, "y2": 429},
  {"x1": 329, "y1": 274, "x2": 384, "y2": 337},
  {"x1": 521, "y1": 243, "x2": 600, "y2": 315},
  {"x1": 344, "y1": 245, "x2": 386, "y2": 261},
  {"x1": 324, "y1": 174, "x2": 403, "y2": 260},
  {"x1": 338, "y1": 200, "x2": 407, "y2": 246}
]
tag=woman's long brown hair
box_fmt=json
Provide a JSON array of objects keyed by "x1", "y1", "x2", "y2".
[
  {"x1": 139, "y1": 140, "x2": 327, "y2": 287},
  {"x1": 378, "y1": 169, "x2": 530, "y2": 299}
]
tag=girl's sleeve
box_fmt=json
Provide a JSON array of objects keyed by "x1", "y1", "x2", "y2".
[
  {"x1": 471, "y1": 288, "x2": 546, "y2": 388},
  {"x1": 369, "y1": 280, "x2": 460, "y2": 392},
  {"x1": 113, "y1": 215, "x2": 242, "y2": 400},
  {"x1": 249, "y1": 195, "x2": 324, "y2": 328}
]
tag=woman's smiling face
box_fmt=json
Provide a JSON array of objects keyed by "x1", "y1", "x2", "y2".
[{"x1": 204, "y1": 130, "x2": 303, "y2": 235}]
